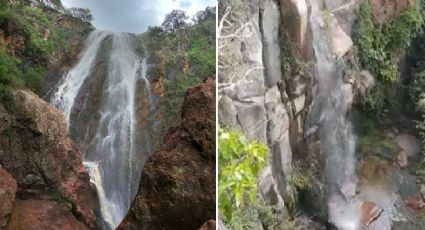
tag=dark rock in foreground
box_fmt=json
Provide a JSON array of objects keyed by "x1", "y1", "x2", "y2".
[{"x1": 118, "y1": 78, "x2": 216, "y2": 230}]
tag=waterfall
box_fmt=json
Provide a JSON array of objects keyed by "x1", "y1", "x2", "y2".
[
  {"x1": 51, "y1": 30, "x2": 109, "y2": 122},
  {"x1": 50, "y1": 30, "x2": 150, "y2": 229},
  {"x1": 308, "y1": 1, "x2": 360, "y2": 229}
]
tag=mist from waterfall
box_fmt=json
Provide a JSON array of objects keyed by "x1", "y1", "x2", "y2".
[
  {"x1": 308, "y1": 1, "x2": 360, "y2": 229},
  {"x1": 50, "y1": 30, "x2": 150, "y2": 229}
]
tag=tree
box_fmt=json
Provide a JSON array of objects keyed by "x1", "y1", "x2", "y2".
[
  {"x1": 193, "y1": 6, "x2": 216, "y2": 24},
  {"x1": 161, "y1": 9, "x2": 189, "y2": 33},
  {"x1": 69, "y1": 7, "x2": 93, "y2": 22}
]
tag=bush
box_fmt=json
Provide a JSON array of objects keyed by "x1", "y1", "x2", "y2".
[
  {"x1": 355, "y1": 1, "x2": 424, "y2": 116},
  {"x1": 164, "y1": 72, "x2": 201, "y2": 118},
  {"x1": 218, "y1": 129, "x2": 268, "y2": 221}
]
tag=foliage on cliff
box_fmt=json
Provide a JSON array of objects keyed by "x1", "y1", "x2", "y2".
[
  {"x1": 218, "y1": 129, "x2": 268, "y2": 222},
  {"x1": 143, "y1": 6, "x2": 216, "y2": 120},
  {"x1": 0, "y1": 1, "x2": 92, "y2": 109},
  {"x1": 355, "y1": 0, "x2": 424, "y2": 117}
]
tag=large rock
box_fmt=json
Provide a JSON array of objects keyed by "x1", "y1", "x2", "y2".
[
  {"x1": 0, "y1": 168, "x2": 17, "y2": 228},
  {"x1": 0, "y1": 90, "x2": 98, "y2": 229},
  {"x1": 7, "y1": 199, "x2": 87, "y2": 230},
  {"x1": 118, "y1": 78, "x2": 216, "y2": 230},
  {"x1": 279, "y1": 0, "x2": 309, "y2": 59}
]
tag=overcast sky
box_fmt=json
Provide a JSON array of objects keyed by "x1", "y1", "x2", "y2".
[{"x1": 61, "y1": 0, "x2": 216, "y2": 33}]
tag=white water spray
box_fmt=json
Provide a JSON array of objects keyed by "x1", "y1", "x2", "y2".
[{"x1": 308, "y1": 1, "x2": 360, "y2": 229}]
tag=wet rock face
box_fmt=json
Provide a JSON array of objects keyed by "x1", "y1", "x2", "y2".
[
  {"x1": 0, "y1": 91, "x2": 98, "y2": 229},
  {"x1": 118, "y1": 78, "x2": 215, "y2": 230},
  {"x1": 0, "y1": 168, "x2": 17, "y2": 228},
  {"x1": 7, "y1": 199, "x2": 88, "y2": 230}
]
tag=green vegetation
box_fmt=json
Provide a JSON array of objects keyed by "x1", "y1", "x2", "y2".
[
  {"x1": 143, "y1": 6, "x2": 215, "y2": 120},
  {"x1": 357, "y1": 115, "x2": 399, "y2": 159},
  {"x1": 0, "y1": 2, "x2": 92, "y2": 109},
  {"x1": 354, "y1": 1, "x2": 424, "y2": 117},
  {"x1": 228, "y1": 202, "x2": 302, "y2": 230},
  {"x1": 218, "y1": 129, "x2": 268, "y2": 222}
]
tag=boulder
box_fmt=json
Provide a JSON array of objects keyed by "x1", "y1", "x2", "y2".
[
  {"x1": 358, "y1": 70, "x2": 376, "y2": 96},
  {"x1": 397, "y1": 151, "x2": 408, "y2": 168},
  {"x1": 396, "y1": 134, "x2": 421, "y2": 157},
  {"x1": 360, "y1": 201, "x2": 384, "y2": 228},
  {"x1": 328, "y1": 13, "x2": 353, "y2": 58},
  {"x1": 405, "y1": 195, "x2": 425, "y2": 211},
  {"x1": 0, "y1": 90, "x2": 98, "y2": 229},
  {"x1": 118, "y1": 78, "x2": 215, "y2": 230},
  {"x1": 7, "y1": 199, "x2": 87, "y2": 230},
  {"x1": 199, "y1": 220, "x2": 216, "y2": 230},
  {"x1": 0, "y1": 168, "x2": 17, "y2": 228}
]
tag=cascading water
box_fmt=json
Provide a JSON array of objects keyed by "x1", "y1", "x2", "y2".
[
  {"x1": 51, "y1": 30, "x2": 109, "y2": 122},
  {"x1": 308, "y1": 1, "x2": 361, "y2": 229},
  {"x1": 50, "y1": 30, "x2": 151, "y2": 229}
]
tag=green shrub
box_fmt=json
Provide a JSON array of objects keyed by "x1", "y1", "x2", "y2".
[
  {"x1": 164, "y1": 73, "x2": 202, "y2": 118},
  {"x1": 355, "y1": 1, "x2": 424, "y2": 116},
  {"x1": 218, "y1": 129, "x2": 268, "y2": 221}
]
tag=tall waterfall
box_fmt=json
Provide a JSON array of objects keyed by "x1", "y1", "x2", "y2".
[
  {"x1": 50, "y1": 30, "x2": 150, "y2": 229},
  {"x1": 308, "y1": 1, "x2": 360, "y2": 229}
]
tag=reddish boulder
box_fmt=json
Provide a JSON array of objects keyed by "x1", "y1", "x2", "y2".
[
  {"x1": 360, "y1": 201, "x2": 383, "y2": 228},
  {"x1": 405, "y1": 195, "x2": 425, "y2": 211},
  {"x1": 0, "y1": 168, "x2": 17, "y2": 228},
  {"x1": 7, "y1": 199, "x2": 87, "y2": 230},
  {"x1": 0, "y1": 91, "x2": 98, "y2": 229},
  {"x1": 118, "y1": 78, "x2": 216, "y2": 230}
]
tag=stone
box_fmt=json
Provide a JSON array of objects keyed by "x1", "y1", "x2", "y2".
[
  {"x1": 405, "y1": 195, "x2": 425, "y2": 211},
  {"x1": 258, "y1": 167, "x2": 284, "y2": 208},
  {"x1": 328, "y1": 13, "x2": 353, "y2": 58},
  {"x1": 261, "y1": 0, "x2": 283, "y2": 87},
  {"x1": 358, "y1": 70, "x2": 376, "y2": 95},
  {"x1": 0, "y1": 90, "x2": 98, "y2": 229},
  {"x1": 199, "y1": 220, "x2": 216, "y2": 230},
  {"x1": 397, "y1": 151, "x2": 408, "y2": 168},
  {"x1": 396, "y1": 134, "x2": 421, "y2": 157},
  {"x1": 0, "y1": 168, "x2": 17, "y2": 228},
  {"x1": 293, "y1": 94, "x2": 306, "y2": 115},
  {"x1": 218, "y1": 95, "x2": 238, "y2": 129},
  {"x1": 324, "y1": 0, "x2": 361, "y2": 35},
  {"x1": 118, "y1": 79, "x2": 215, "y2": 230},
  {"x1": 340, "y1": 178, "x2": 357, "y2": 200},
  {"x1": 217, "y1": 218, "x2": 228, "y2": 230},
  {"x1": 152, "y1": 77, "x2": 165, "y2": 97},
  {"x1": 7, "y1": 199, "x2": 87, "y2": 230},
  {"x1": 360, "y1": 201, "x2": 384, "y2": 228}
]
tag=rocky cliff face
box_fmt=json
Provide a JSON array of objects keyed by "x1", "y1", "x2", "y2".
[
  {"x1": 0, "y1": 90, "x2": 99, "y2": 229},
  {"x1": 219, "y1": 0, "x2": 420, "y2": 229},
  {"x1": 118, "y1": 78, "x2": 216, "y2": 230},
  {"x1": 218, "y1": 0, "x2": 312, "y2": 207}
]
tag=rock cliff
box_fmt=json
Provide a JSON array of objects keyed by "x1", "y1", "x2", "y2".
[
  {"x1": 0, "y1": 90, "x2": 99, "y2": 229},
  {"x1": 118, "y1": 78, "x2": 216, "y2": 230}
]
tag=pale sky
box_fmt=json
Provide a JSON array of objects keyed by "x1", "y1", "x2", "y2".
[{"x1": 61, "y1": 0, "x2": 216, "y2": 33}]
